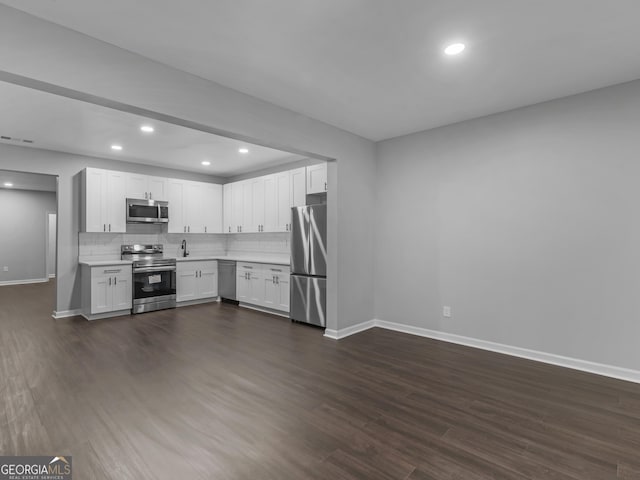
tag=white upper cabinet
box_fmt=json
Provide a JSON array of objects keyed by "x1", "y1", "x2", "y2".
[
  {"x1": 169, "y1": 179, "x2": 223, "y2": 234},
  {"x1": 290, "y1": 167, "x2": 307, "y2": 206},
  {"x1": 126, "y1": 174, "x2": 168, "y2": 201},
  {"x1": 167, "y1": 179, "x2": 186, "y2": 233},
  {"x1": 202, "y1": 183, "x2": 223, "y2": 234},
  {"x1": 306, "y1": 163, "x2": 328, "y2": 194},
  {"x1": 184, "y1": 181, "x2": 203, "y2": 233},
  {"x1": 250, "y1": 176, "x2": 265, "y2": 233},
  {"x1": 84, "y1": 167, "x2": 221, "y2": 234},
  {"x1": 222, "y1": 166, "x2": 308, "y2": 233},
  {"x1": 83, "y1": 168, "x2": 126, "y2": 233},
  {"x1": 223, "y1": 184, "x2": 233, "y2": 234}
]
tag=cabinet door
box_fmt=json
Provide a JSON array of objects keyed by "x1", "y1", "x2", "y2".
[
  {"x1": 231, "y1": 182, "x2": 244, "y2": 233},
  {"x1": 202, "y1": 184, "x2": 223, "y2": 234},
  {"x1": 248, "y1": 271, "x2": 264, "y2": 305},
  {"x1": 168, "y1": 180, "x2": 186, "y2": 233},
  {"x1": 126, "y1": 173, "x2": 148, "y2": 200},
  {"x1": 275, "y1": 171, "x2": 291, "y2": 232},
  {"x1": 263, "y1": 272, "x2": 279, "y2": 308},
  {"x1": 276, "y1": 273, "x2": 290, "y2": 312},
  {"x1": 250, "y1": 177, "x2": 265, "y2": 233},
  {"x1": 242, "y1": 180, "x2": 253, "y2": 233},
  {"x1": 307, "y1": 163, "x2": 328, "y2": 194},
  {"x1": 106, "y1": 171, "x2": 127, "y2": 233},
  {"x1": 290, "y1": 167, "x2": 306, "y2": 206},
  {"x1": 148, "y1": 176, "x2": 167, "y2": 201},
  {"x1": 177, "y1": 263, "x2": 198, "y2": 302},
  {"x1": 90, "y1": 273, "x2": 111, "y2": 314},
  {"x1": 112, "y1": 274, "x2": 132, "y2": 311},
  {"x1": 237, "y1": 270, "x2": 252, "y2": 302},
  {"x1": 223, "y1": 184, "x2": 233, "y2": 234},
  {"x1": 85, "y1": 168, "x2": 107, "y2": 233},
  {"x1": 263, "y1": 174, "x2": 278, "y2": 232},
  {"x1": 184, "y1": 182, "x2": 203, "y2": 233},
  {"x1": 198, "y1": 261, "x2": 218, "y2": 298}
]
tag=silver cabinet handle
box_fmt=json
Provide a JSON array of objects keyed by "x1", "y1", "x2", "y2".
[
  {"x1": 205, "y1": 226, "x2": 207, "y2": 233},
  {"x1": 145, "y1": 192, "x2": 148, "y2": 199},
  {"x1": 228, "y1": 226, "x2": 231, "y2": 233},
  {"x1": 324, "y1": 182, "x2": 327, "y2": 191},
  {"x1": 149, "y1": 192, "x2": 152, "y2": 200},
  {"x1": 108, "y1": 277, "x2": 111, "y2": 286},
  {"x1": 114, "y1": 277, "x2": 117, "y2": 285},
  {"x1": 109, "y1": 224, "x2": 111, "y2": 232},
  {"x1": 184, "y1": 226, "x2": 187, "y2": 233},
  {"x1": 188, "y1": 226, "x2": 190, "y2": 233},
  {"x1": 104, "y1": 269, "x2": 121, "y2": 274},
  {"x1": 103, "y1": 224, "x2": 106, "y2": 232},
  {"x1": 276, "y1": 276, "x2": 279, "y2": 285}
]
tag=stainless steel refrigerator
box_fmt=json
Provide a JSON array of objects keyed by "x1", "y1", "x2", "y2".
[{"x1": 290, "y1": 204, "x2": 327, "y2": 327}]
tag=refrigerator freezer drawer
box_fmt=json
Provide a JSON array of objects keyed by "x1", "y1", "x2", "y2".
[{"x1": 290, "y1": 275, "x2": 326, "y2": 327}]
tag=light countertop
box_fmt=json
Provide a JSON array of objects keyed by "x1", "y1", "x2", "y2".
[
  {"x1": 79, "y1": 255, "x2": 290, "y2": 267},
  {"x1": 79, "y1": 260, "x2": 133, "y2": 267},
  {"x1": 174, "y1": 255, "x2": 290, "y2": 266}
]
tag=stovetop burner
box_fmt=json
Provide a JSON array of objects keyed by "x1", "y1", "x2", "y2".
[{"x1": 121, "y1": 244, "x2": 176, "y2": 268}]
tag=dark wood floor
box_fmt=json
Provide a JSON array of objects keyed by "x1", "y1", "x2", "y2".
[{"x1": 2, "y1": 281, "x2": 640, "y2": 479}]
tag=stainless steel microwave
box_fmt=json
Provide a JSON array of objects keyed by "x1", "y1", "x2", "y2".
[{"x1": 126, "y1": 198, "x2": 169, "y2": 224}]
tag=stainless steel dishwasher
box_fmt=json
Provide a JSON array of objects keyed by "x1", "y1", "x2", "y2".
[{"x1": 218, "y1": 260, "x2": 237, "y2": 302}]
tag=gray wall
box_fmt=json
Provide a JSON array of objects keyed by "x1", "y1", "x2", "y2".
[
  {"x1": 0, "y1": 5, "x2": 377, "y2": 329},
  {"x1": 0, "y1": 188, "x2": 56, "y2": 283},
  {"x1": 375, "y1": 79, "x2": 640, "y2": 371}
]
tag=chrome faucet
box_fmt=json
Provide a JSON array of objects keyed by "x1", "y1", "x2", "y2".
[{"x1": 181, "y1": 239, "x2": 189, "y2": 257}]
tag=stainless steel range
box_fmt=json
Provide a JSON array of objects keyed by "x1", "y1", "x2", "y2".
[{"x1": 121, "y1": 244, "x2": 176, "y2": 314}]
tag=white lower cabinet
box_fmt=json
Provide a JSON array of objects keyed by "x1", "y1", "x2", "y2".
[
  {"x1": 82, "y1": 264, "x2": 132, "y2": 319},
  {"x1": 237, "y1": 262, "x2": 290, "y2": 313},
  {"x1": 177, "y1": 260, "x2": 218, "y2": 302}
]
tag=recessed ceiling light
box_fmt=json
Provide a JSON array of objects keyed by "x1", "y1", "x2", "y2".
[
  {"x1": 201, "y1": 161, "x2": 211, "y2": 166},
  {"x1": 111, "y1": 144, "x2": 123, "y2": 151},
  {"x1": 444, "y1": 43, "x2": 465, "y2": 56},
  {"x1": 140, "y1": 125, "x2": 155, "y2": 133},
  {"x1": 3, "y1": 182, "x2": 13, "y2": 187},
  {"x1": 238, "y1": 148, "x2": 249, "y2": 154}
]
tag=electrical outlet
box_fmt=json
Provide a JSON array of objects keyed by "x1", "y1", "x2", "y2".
[
  {"x1": 2, "y1": 266, "x2": 8, "y2": 272},
  {"x1": 443, "y1": 306, "x2": 451, "y2": 318}
]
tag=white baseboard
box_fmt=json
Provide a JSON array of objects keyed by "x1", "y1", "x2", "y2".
[
  {"x1": 177, "y1": 297, "x2": 220, "y2": 308},
  {"x1": 239, "y1": 302, "x2": 289, "y2": 318},
  {"x1": 0, "y1": 278, "x2": 48, "y2": 286},
  {"x1": 328, "y1": 318, "x2": 640, "y2": 384},
  {"x1": 324, "y1": 319, "x2": 376, "y2": 340},
  {"x1": 52, "y1": 309, "x2": 82, "y2": 319},
  {"x1": 48, "y1": 274, "x2": 56, "y2": 279}
]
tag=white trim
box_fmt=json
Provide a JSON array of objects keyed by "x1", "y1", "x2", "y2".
[
  {"x1": 327, "y1": 318, "x2": 640, "y2": 384},
  {"x1": 81, "y1": 309, "x2": 130, "y2": 321},
  {"x1": 0, "y1": 278, "x2": 48, "y2": 286},
  {"x1": 52, "y1": 309, "x2": 82, "y2": 319},
  {"x1": 238, "y1": 302, "x2": 289, "y2": 318},
  {"x1": 324, "y1": 319, "x2": 376, "y2": 340},
  {"x1": 48, "y1": 274, "x2": 56, "y2": 279},
  {"x1": 177, "y1": 297, "x2": 220, "y2": 307}
]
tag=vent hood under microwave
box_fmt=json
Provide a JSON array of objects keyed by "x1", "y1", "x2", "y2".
[{"x1": 126, "y1": 198, "x2": 169, "y2": 224}]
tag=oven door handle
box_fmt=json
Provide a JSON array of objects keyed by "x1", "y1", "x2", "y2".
[{"x1": 134, "y1": 266, "x2": 177, "y2": 273}]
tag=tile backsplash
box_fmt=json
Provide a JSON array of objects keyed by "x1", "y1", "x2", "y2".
[{"x1": 78, "y1": 232, "x2": 288, "y2": 260}]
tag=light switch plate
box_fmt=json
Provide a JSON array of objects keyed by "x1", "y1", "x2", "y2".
[{"x1": 443, "y1": 306, "x2": 451, "y2": 318}]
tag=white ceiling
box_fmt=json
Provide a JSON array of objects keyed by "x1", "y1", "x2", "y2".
[
  {"x1": 0, "y1": 170, "x2": 57, "y2": 192},
  {"x1": 0, "y1": 82, "x2": 300, "y2": 177},
  {"x1": 3, "y1": 0, "x2": 640, "y2": 141}
]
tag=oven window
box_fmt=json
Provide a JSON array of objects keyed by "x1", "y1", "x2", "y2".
[
  {"x1": 133, "y1": 270, "x2": 176, "y2": 299},
  {"x1": 129, "y1": 204, "x2": 158, "y2": 220}
]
